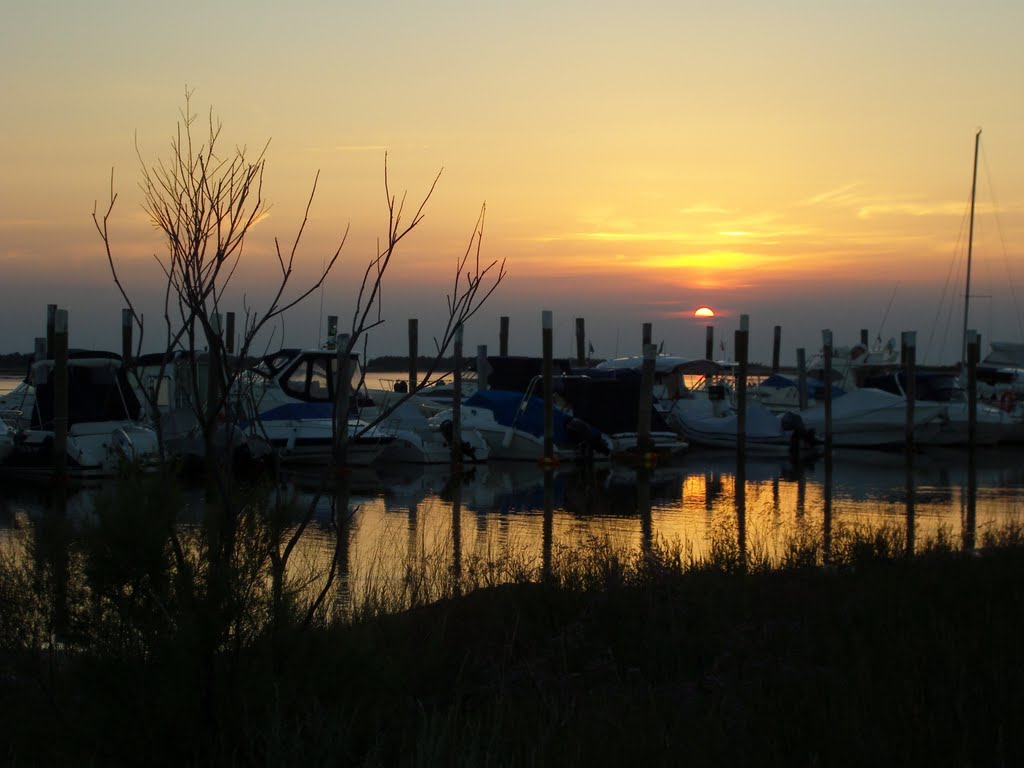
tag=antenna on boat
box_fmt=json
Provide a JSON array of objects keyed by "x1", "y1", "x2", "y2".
[
  {"x1": 961, "y1": 128, "x2": 981, "y2": 365},
  {"x1": 316, "y1": 251, "x2": 327, "y2": 350},
  {"x1": 877, "y1": 282, "x2": 899, "y2": 346}
]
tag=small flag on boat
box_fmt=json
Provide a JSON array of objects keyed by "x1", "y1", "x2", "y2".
[{"x1": 588, "y1": 341, "x2": 594, "y2": 356}]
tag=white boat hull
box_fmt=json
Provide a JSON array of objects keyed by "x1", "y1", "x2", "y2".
[
  {"x1": 798, "y1": 389, "x2": 947, "y2": 448},
  {"x1": 0, "y1": 421, "x2": 161, "y2": 480}
]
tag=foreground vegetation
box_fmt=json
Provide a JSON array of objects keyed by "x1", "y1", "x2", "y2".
[{"x1": 1, "y1": 473, "x2": 1022, "y2": 766}]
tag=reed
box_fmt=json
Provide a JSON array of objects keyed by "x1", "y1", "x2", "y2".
[{"x1": 1, "y1": 474, "x2": 1023, "y2": 765}]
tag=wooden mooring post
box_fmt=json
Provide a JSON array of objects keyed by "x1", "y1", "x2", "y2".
[
  {"x1": 450, "y1": 325, "x2": 464, "y2": 467},
  {"x1": 53, "y1": 309, "x2": 69, "y2": 479},
  {"x1": 966, "y1": 329, "x2": 979, "y2": 449},
  {"x1": 499, "y1": 316, "x2": 510, "y2": 357},
  {"x1": 542, "y1": 468, "x2": 554, "y2": 581},
  {"x1": 408, "y1": 319, "x2": 418, "y2": 393},
  {"x1": 476, "y1": 345, "x2": 490, "y2": 392},
  {"x1": 965, "y1": 329, "x2": 980, "y2": 550},
  {"x1": 450, "y1": 469, "x2": 463, "y2": 597},
  {"x1": 46, "y1": 304, "x2": 57, "y2": 360},
  {"x1": 225, "y1": 311, "x2": 236, "y2": 355},
  {"x1": 206, "y1": 313, "x2": 222, "y2": 425},
  {"x1": 771, "y1": 325, "x2": 781, "y2": 373},
  {"x1": 638, "y1": 342, "x2": 656, "y2": 455},
  {"x1": 822, "y1": 330, "x2": 833, "y2": 459},
  {"x1": 642, "y1": 322, "x2": 652, "y2": 349},
  {"x1": 796, "y1": 348, "x2": 808, "y2": 410},
  {"x1": 735, "y1": 315, "x2": 749, "y2": 462},
  {"x1": 705, "y1": 326, "x2": 714, "y2": 361},
  {"x1": 639, "y1": 467, "x2": 653, "y2": 556},
  {"x1": 575, "y1": 318, "x2": 586, "y2": 367},
  {"x1": 902, "y1": 331, "x2": 917, "y2": 558},
  {"x1": 542, "y1": 310, "x2": 555, "y2": 466},
  {"x1": 820, "y1": 331, "x2": 835, "y2": 562},
  {"x1": 902, "y1": 331, "x2": 917, "y2": 450},
  {"x1": 334, "y1": 333, "x2": 351, "y2": 465},
  {"x1": 121, "y1": 308, "x2": 133, "y2": 364}
]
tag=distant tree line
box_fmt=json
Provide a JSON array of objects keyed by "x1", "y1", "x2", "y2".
[
  {"x1": 0, "y1": 352, "x2": 523, "y2": 375},
  {"x1": 0, "y1": 352, "x2": 32, "y2": 374},
  {"x1": 362, "y1": 355, "x2": 470, "y2": 372}
]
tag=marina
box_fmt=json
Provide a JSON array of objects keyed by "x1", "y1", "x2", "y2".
[
  {"x1": 4, "y1": 347, "x2": 1021, "y2": 605},
  {"x1": 5, "y1": 13, "x2": 1024, "y2": 760}
]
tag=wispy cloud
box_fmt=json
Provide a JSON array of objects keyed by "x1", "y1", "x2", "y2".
[
  {"x1": 799, "y1": 183, "x2": 866, "y2": 208},
  {"x1": 800, "y1": 182, "x2": 976, "y2": 220},
  {"x1": 678, "y1": 203, "x2": 730, "y2": 215},
  {"x1": 856, "y1": 201, "x2": 973, "y2": 219},
  {"x1": 0, "y1": 217, "x2": 47, "y2": 230},
  {"x1": 306, "y1": 144, "x2": 393, "y2": 153}
]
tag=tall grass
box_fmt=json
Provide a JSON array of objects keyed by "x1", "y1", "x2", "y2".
[{"x1": 1, "y1": 471, "x2": 1023, "y2": 765}]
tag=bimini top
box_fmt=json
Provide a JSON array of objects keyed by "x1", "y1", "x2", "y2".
[
  {"x1": 595, "y1": 355, "x2": 724, "y2": 377},
  {"x1": 983, "y1": 342, "x2": 1024, "y2": 367},
  {"x1": 29, "y1": 354, "x2": 143, "y2": 429}
]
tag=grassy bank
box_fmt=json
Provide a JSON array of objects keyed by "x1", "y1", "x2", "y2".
[{"x1": 1, "y1": 481, "x2": 1022, "y2": 766}]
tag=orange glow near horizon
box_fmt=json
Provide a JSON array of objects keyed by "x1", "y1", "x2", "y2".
[{"x1": 2, "y1": 3, "x2": 1024, "y2": 361}]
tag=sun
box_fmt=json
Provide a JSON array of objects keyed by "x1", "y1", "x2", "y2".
[{"x1": 694, "y1": 306, "x2": 715, "y2": 318}]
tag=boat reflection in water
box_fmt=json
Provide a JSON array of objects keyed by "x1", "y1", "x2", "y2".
[{"x1": 2, "y1": 448, "x2": 1022, "y2": 611}]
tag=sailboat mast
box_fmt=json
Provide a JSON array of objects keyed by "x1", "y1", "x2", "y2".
[{"x1": 961, "y1": 129, "x2": 982, "y2": 364}]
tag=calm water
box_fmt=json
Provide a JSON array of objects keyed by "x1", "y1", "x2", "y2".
[
  {"x1": 0, "y1": 376, "x2": 21, "y2": 395},
  {"x1": 2, "y1": 449, "x2": 1022, "y2": 601},
  {"x1": 3, "y1": 372, "x2": 1024, "y2": 602}
]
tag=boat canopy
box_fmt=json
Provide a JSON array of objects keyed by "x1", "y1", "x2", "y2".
[
  {"x1": 30, "y1": 357, "x2": 142, "y2": 428},
  {"x1": 983, "y1": 342, "x2": 1024, "y2": 367},
  {"x1": 484, "y1": 356, "x2": 572, "y2": 392}
]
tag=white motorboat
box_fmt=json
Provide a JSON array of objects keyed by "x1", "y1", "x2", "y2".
[
  {"x1": 396, "y1": 374, "x2": 479, "y2": 418},
  {"x1": 359, "y1": 380, "x2": 489, "y2": 464},
  {"x1": 240, "y1": 349, "x2": 395, "y2": 466},
  {"x1": 429, "y1": 390, "x2": 586, "y2": 462},
  {"x1": 861, "y1": 369, "x2": 1013, "y2": 446},
  {"x1": 0, "y1": 417, "x2": 14, "y2": 464},
  {"x1": 374, "y1": 417, "x2": 489, "y2": 466},
  {"x1": 432, "y1": 369, "x2": 687, "y2": 463},
  {"x1": 0, "y1": 352, "x2": 160, "y2": 480},
  {"x1": 242, "y1": 348, "x2": 487, "y2": 466},
  {"x1": 622, "y1": 358, "x2": 819, "y2": 456},
  {"x1": 750, "y1": 338, "x2": 899, "y2": 413},
  {"x1": 0, "y1": 377, "x2": 35, "y2": 431},
  {"x1": 133, "y1": 351, "x2": 271, "y2": 467},
  {"x1": 595, "y1": 354, "x2": 723, "y2": 401},
  {"x1": 662, "y1": 384, "x2": 818, "y2": 457},
  {"x1": 797, "y1": 387, "x2": 948, "y2": 448}
]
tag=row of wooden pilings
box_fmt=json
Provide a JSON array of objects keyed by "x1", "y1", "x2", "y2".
[
  {"x1": 34, "y1": 303, "x2": 243, "y2": 482},
  {"x1": 32, "y1": 302, "x2": 990, "y2": 480},
  {"x1": 290, "y1": 311, "x2": 992, "y2": 467},
  {"x1": 28, "y1": 306, "x2": 983, "y2": 590},
  {"x1": 381, "y1": 311, "x2": 991, "y2": 467}
]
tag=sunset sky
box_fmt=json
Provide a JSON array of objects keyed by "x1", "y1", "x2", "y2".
[{"x1": 3, "y1": 0, "x2": 1024, "y2": 366}]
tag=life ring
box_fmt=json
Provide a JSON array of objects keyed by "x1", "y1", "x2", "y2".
[{"x1": 999, "y1": 390, "x2": 1016, "y2": 412}]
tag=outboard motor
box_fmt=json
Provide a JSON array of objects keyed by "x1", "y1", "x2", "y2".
[
  {"x1": 707, "y1": 384, "x2": 728, "y2": 417},
  {"x1": 566, "y1": 418, "x2": 609, "y2": 461},
  {"x1": 438, "y1": 419, "x2": 477, "y2": 461},
  {"x1": 780, "y1": 411, "x2": 817, "y2": 457}
]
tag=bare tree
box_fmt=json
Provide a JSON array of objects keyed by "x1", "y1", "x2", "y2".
[
  {"x1": 94, "y1": 90, "x2": 506, "y2": 672},
  {"x1": 95, "y1": 90, "x2": 345, "y2": 471}
]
